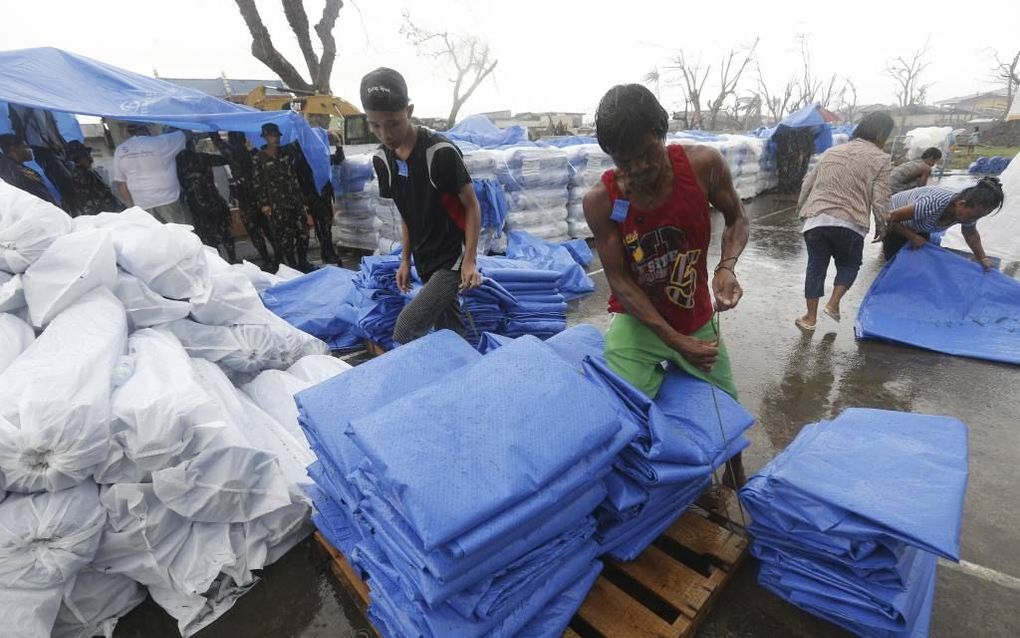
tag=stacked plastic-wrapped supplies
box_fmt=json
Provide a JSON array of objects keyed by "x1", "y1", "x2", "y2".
[
  {"x1": 739, "y1": 408, "x2": 968, "y2": 637},
  {"x1": 498, "y1": 146, "x2": 571, "y2": 242},
  {"x1": 298, "y1": 331, "x2": 637, "y2": 637},
  {"x1": 565, "y1": 144, "x2": 614, "y2": 239},
  {"x1": 0, "y1": 181, "x2": 335, "y2": 637},
  {"x1": 463, "y1": 149, "x2": 510, "y2": 254},
  {"x1": 334, "y1": 153, "x2": 381, "y2": 251}
]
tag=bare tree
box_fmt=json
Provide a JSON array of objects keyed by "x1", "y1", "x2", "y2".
[
  {"x1": 757, "y1": 64, "x2": 794, "y2": 125},
  {"x1": 705, "y1": 38, "x2": 760, "y2": 130},
  {"x1": 990, "y1": 48, "x2": 1020, "y2": 121},
  {"x1": 401, "y1": 11, "x2": 498, "y2": 129},
  {"x1": 643, "y1": 67, "x2": 661, "y2": 101},
  {"x1": 234, "y1": 0, "x2": 342, "y2": 93},
  {"x1": 886, "y1": 43, "x2": 934, "y2": 108},
  {"x1": 666, "y1": 51, "x2": 710, "y2": 129},
  {"x1": 836, "y1": 78, "x2": 859, "y2": 124}
]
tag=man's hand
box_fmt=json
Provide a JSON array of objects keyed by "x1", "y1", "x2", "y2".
[
  {"x1": 712, "y1": 268, "x2": 742, "y2": 312},
  {"x1": 666, "y1": 333, "x2": 719, "y2": 373},
  {"x1": 395, "y1": 259, "x2": 412, "y2": 293},
  {"x1": 261, "y1": 205, "x2": 272, "y2": 217},
  {"x1": 910, "y1": 235, "x2": 927, "y2": 249},
  {"x1": 459, "y1": 259, "x2": 482, "y2": 291},
  {"x1": 980, "y1": 256, "x2": 996, "y2": 271}
]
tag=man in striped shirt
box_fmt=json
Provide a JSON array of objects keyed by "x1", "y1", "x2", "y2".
[{"x1": 882, "y1": 178, "x2": 1005, "y2": 269}]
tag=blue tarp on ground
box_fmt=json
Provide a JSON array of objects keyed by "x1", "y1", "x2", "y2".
[
  {"x1": 506, "y1": 230, "x2": 595, "y2": 300},
  {"x1": 0, "y1": 47, "x2": 330, "y2": 191},
  {"x1": 855, "y1": 244, "x2": 1020, "y2": 365}
]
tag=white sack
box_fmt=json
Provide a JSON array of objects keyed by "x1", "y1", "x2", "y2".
[
  {"x1": 235, "y1": 392, "x2": 315, "y2": 492},
  {"x1": 113, "y1": 271, "x2": 191, "y2": 329},
  {"x1": 149, "y1": 574, "x2": 255, "y2": 638},
  {"x1": 0, "y1": 313, "x2": 34, "y2": 373},
  {"x1": 233, "y1": 260, "x2": 283, "y2": 293},
  {"x1": 0, "y1": 585, "x2": 66, "y2": 638},
  {"x1": 242, "y1": 370, "x2": 312, "y2": 441},
  {"x1": 0, "y1": 180, "x2": 72, "y2": 273},
  {"x1": 52, "y1": 569, "x2": 145, "y2": 638},
  {"x1": 112, "y1": 211, "x2": 209, "y2": 299},
  {"x1": 275, "y1": 263, "x2": 303, "y2": 280},
  {"x1": 0, "y1": 288, "x2": 126, "y2": 492},
  {"x1": 0, "y1": 272, "x2": 26, "y2": 312},
  {"x1": 22, "y1": 228, "x2": 118, "y2": 327},
  {"x1": 111, "y1": 330, "x2": 218, "y2": 471},
  {"x1": 0, "y1": 481, "x2": 105, "y2": 590},
  {"x1": 287, "y1": 354, "x2": 352, "y2": 385},
  {"x1": 189, "y1": 269, "x2": 268, "y2": 326}
]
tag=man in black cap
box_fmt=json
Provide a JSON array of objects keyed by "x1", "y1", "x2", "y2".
[
  {"x1": 360, "y1": 67, "x2": 482, "y2": 345},
  {"x1": 65, "y1": 140, "x2": 123, "y2": 216},
  {"x1": 252, "y1": 122, "x2": 311, "y2": 270},
  {"x1": 176, "y1": 133, "x2": 236, "y2": 262},
  {"x1": 0, "y1": 134, "x2": 59, "y2": 205}
]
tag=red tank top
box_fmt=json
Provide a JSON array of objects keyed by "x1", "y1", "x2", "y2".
[{"x1": 604, "y1": 144, "x2": 712, "y2": 335}]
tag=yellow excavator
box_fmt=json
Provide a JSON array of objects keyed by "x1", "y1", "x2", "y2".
[{"x1": 242, "y1": 85, "x2": 372, "y2": 145}]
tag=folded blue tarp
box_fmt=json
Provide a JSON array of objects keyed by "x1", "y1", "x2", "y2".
[
  {"x1": 740, "y1": 409, "x2": 967, "y2": 637},
  {"x1": 347, "y1": 337, "x2": 628, "y2": 550},
  {"x1": 261, "y1": 266, "x2": 363, "y2": 350},
  {"x1": 506, "y1": 230, "x2": 595, "y2": 300},
  {"x1": 856, "y1": 244, "x2": 1020, "y2": 365},
  {"x1": 445, "y1": 114, "x2": 528, "y2": 149},
  {"x1": 514, "y1": 559, "x2": 602, "y2": 638},
  {"x1": 0, "y1": 47, "x2": 331, "y2": 191}
]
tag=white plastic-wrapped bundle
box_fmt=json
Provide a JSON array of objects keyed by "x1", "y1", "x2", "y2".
[
  {"x1": 335, "y1": 154, "x2": 381, "y2": 251},
  {"x1": 110, "y1": 330, "x2": 218, "y2": 472},
  {"x1": 904, "y1": 127, "x2": 953, "y2": 160},
  {"x1": 189, "y1": 269, "x2": 269, "y2": 326},
  {"x1": 0, "y1": 288, "x2": 127, "y2": 493},
  {"x1": 0, "y1": 272, "x2": 26, "y2": 312},
  {"x1": 52, "y1": 569, "x2": 145, "y2": 638},
  {"x1": 0, "y1": 181, "x2": 73, "y2": 274},
  {"x1": 463, "y1": 149, "x2": 502, "y2": 181},
  {"x1": 113, "y1": 272, "x2": 191, "y2": 330},
  {"x1": 0, "y1": 313, "x2": 34, "y2": 374},
  {"x1": 232, "y1": 260, "x2": 283, "y2": 293},
  {"x1": 374, "y1": 196, "x2": 402, "y2": 255},
  {"x1": 286, "y1": 353, "x2": 352, "y2": 384},
  {"x1": 0, "y1": 481, "x2": 106, "y2": 638},
  {"x1": 22, "y1": 228, "x2": 118, "y2": 327},
  {"x1": 91, "y1": 207, "x2": 210, "y2": 300}
]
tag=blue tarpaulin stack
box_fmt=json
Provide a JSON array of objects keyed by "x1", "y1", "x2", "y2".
[
  {"x1": 297, "y1": 331, "x2": 641, "y2": 637},
  {"x1": 855, "y1": 244, "x2": 1020, "y2": 365},
  {"x1": 506, "y1": 230, "x2": 595, "y2": 300},
  {"x1": 353, "y1": 254, "x2": 416, "y2": 350},
  {"x1": 739, "y1": 408, "x2": 968, "y2": 637}
]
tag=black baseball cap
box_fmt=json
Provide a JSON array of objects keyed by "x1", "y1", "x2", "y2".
[
  {"x1": 360, "y1": 67, "x2": 409, "y2": 111},
  {"x1": 261, "y1": 122, "x2": 282, "y2": 136},
  {"x1": 65, "y1": 140, "x2": 93, "y2": 161}
]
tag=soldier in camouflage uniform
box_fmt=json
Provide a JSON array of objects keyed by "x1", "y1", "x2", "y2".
[
  {"x1": 294, "y1": 131, "x2": 340, "y2": 265},
  {"x1": 176, "y1": 133, "x2": 236, "y2": 262},
  {"x1": 65, "y1": 141, "x2": 123, "y2": 216},
  {"x1": 253, "y1": 123, "x2": 311, "y2": 270},
  {"x1": 215, "y1": 131, "x2": 277, "y2": 267}
]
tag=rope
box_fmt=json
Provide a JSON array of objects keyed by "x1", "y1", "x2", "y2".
[{"x1": 707, "y1": 311, "x2": 749, "y2": 529}]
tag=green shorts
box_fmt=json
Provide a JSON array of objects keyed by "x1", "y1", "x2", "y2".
[{"x1": 604, "y1": 312, "x2": 737, "y2": 400}]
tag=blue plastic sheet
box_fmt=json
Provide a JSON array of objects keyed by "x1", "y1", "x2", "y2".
[
  {"x1": 261, "y1": 266, "x2": 362, "y2": 350},
  {"x1": 561, "y1": 237, "x2": 594, "y2": 267},
  {"x1": 514, "y1": 560, "x2": 603, "y2": 638},
  {"x1": 855, "y1": 244, "x2": 1020, "y2": 365},
  {"x1": 506, "y1": 230, "x2": 595, "y2": 300},
  {"x1": 347, "y1": 337, "x2": 627, "y2": 550},
  {"x1": 739, "y1": 409, "x2": 966, "y2": 638},
  {"x1": 444, "y1": 114, "x2": 528, "y2": 149},
  {"x1": 474, "y1": 177, "x2": 509, "y2": 232},
  {"x1": 968, "y1": 156, "x2": 1010, "y2": 175},
  {"x1": 0, "y1": 47, "x2": 330, "y2": 191}
]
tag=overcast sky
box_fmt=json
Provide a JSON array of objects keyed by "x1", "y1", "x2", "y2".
[{"x1": 5, "y1": 0, "x2": 1017, "y2": 121}]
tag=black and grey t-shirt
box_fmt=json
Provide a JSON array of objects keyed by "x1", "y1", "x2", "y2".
[{"x1": 372, "y1": 128, "x2": 471, "y2": 281}]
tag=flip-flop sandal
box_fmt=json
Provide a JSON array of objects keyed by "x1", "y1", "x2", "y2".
[
  {"x1": 795, "y1": 317, "x2": 816, "y2": 331},
  {"x1": 823, "y1": 306, "x2": 841, "y2": 322}
]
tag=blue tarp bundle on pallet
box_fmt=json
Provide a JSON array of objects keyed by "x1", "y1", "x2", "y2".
[
  {"x1": 740, "y1": 408, "x2": 968, "y2": 637},
  {"x1": 260, "y1": 266, "x2": 363, "y2": 350},
  {"x1": 856, "y1": 244, "x2": 1020, "y2": 365}
]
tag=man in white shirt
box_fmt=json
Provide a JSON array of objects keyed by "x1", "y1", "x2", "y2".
[{"x1": 112, "y1": 123, "x2": 189, "y2": 224}]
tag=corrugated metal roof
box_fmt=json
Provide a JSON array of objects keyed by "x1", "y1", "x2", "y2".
[{"x1": 158, "y1": 77, "x2": 288, "y2": 98}]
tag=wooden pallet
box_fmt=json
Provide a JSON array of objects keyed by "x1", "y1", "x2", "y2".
[{"x1": 315, "y1": 488, "x2": 748, "y2": 638}]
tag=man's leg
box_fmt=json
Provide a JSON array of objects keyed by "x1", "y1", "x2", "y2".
[
  {"x1": 827, "y1": 229, "x2": 864, "y2": 316},
  {"x1": 392, "y1": 269, "x2": 461, "y2": 345},
  {"x1": 313, "y1": 200, "x2": 338, "y2": 264},
  {"x1": 274, "y1": 210, "x2": 298, "y2": 268},
  {"x1": 217, "y1": 204, "x2": 237, "y2": 263},
  {"x1": 801, "y1": 228, "x2": 832, "y2": 327}
]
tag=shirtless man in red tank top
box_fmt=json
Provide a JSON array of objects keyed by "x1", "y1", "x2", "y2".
[{"x1": 584, "y1": 84, "x2": 750, "y2": 485}]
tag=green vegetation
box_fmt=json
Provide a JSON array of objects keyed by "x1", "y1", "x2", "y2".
[{"x1": 948, "y1": 146, "x2": 1020, "y2": 170}]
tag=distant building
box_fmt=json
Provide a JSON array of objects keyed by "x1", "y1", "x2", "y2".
[
  {"x1": 480, "y1": 110, "x2": 586, "y2": 135},
  {"x1": 157, "y1": 74, "x2": 289, "y2": 103},
  {"x1": 934, "y1": 90, "x2": 1010, "y2": 118}
]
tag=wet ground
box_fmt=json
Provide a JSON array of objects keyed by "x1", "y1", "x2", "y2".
[{"x1": 115, "y1": 193, "x2": 1020, "y2": 637}]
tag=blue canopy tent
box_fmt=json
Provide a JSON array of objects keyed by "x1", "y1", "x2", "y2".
[{"x1": 0, "y1": 47, "x2": 330, "y2": 191}]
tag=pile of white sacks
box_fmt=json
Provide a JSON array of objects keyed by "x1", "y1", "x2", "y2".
[{"x1": 0, "y1": 182, "x2": 351, "y2": 638}]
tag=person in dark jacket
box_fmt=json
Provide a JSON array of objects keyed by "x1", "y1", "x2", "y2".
[
  {"x1": 0, "y1": 134, "x2": 58, "y2": 204},
  {"x1": 176, "y1": 133, "x2": 236, "y2": 262},
  {"x1": 65, "y1": 140, "x2": 123, "y2": 216}
]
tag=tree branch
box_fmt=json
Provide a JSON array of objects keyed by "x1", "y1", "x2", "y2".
[
  {"x1": 234, "y1": 0, "x2": 313, "y2": 92},
  {"x1": 313, "y1": 0, "x2": 343, "y2": 92},
  {"x1": 282, "y1": 0, "x2": 320, "y2": 81}
]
